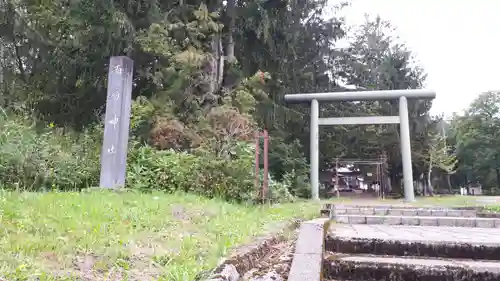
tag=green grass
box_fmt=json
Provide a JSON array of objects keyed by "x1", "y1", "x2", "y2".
[
  {"x1": 0, "y1": 190, "x2": 320, "y2": 281},
  {"x1": 483, "y1": 204, "x2": 500, "y2": 212}
]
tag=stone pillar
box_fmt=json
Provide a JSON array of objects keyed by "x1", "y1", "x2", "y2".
[
  {"x1": 310, "y1": 99, "x2": 319, "y2": 200},
  {"x1": 399, "y1": 96, "x2": 415, "y2": 201},
  {"x1": 99, "y1": 56, "x2": 134, "y2": 189}
]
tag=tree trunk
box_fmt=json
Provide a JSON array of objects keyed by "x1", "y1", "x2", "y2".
[
  {"x1": 420, "y1": 173, "x2": 426, "y2": 196},
  {"x1": 496, "y1": 168, "x2": 500, "y2": 190},
  {"x1": 382, "y1": 150, "x2": 392, "y2": 194},
  {"x1": 427, "y1": 155, "x2": 434, "y2": 196},
  {"x1": 225, "y1": 0, "x2": 236, "y2": 62},
  {"x1": 446, "y1": 174, "x2": 452, "y2": 193},
  {"x1": 207, "y1": 35, "x2": 224, "y2": 96},
  {"x1": 203, "y1": 1, "x2": 225, "y2": 109},
  {"x1": 428, "y1": 181, "x2": 434, "y2": 196}
]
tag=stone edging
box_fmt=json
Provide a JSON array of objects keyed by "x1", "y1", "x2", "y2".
[
  {"x1": 203, "y1": 218, "x2": 302, "y2": 281},
  {"x1": 287, "y1": 218, "x2": 331, "y2": 281}
]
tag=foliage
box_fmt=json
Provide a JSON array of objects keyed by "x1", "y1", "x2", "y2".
[
  {"x1": 450, "y1": 91, "x2": 500, "y2": 191},
  {"x1": 127, "y1": 141, "x2": 258, "y2": 202},
  {"x1": 427, "y1": 133, "x2": 457, "y2": 174},
  {"x1": 267, "y1": 178, "x2": 296, "y2": 203},
  {"x1": 282, "y1": 169, "x2": 311, "y2": 199},
  {"x1": 200, "y1": 105, "x2": 255, "y2": 157},
  {"x1": 484, "y1": 204, "x2": 500, "y2": 213},
  {"x1": 0, "y1": 0, "x2": 450, "y2": 198},
  {"x1": 0, "y1": 113, "x2": 294, "y2": 202},
  {"x1": 331, "y1": 15, "x2": 431, "y2": 192},
  {"x1": 0, "y1": 115, "x2": 101, "y2": 191}
]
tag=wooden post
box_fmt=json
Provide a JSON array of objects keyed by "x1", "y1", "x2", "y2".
[
  {"x1": 335, "y1": 158, "x2": 340, "y2": 198},
  {"x1": 262, "y1": 130, "x2": 269, "y2": 202},
  {"x1": 376, "y1": 159, "x2": 381, "y2": 198},
  {"x1": 381, "y1": 155, "x2": 386, "y2": 199},
  {"x1": 254, "y1": 131, "x2": 260, "y2": 199}
]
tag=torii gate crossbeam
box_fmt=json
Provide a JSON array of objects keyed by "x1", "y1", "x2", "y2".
[{"x1": 284, "y1": 89, "x2": 436, "y2": 202}]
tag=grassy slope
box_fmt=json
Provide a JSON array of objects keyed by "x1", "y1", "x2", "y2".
[{"x1": 0, "y1": 190, "x2": 320, "y2": 281}]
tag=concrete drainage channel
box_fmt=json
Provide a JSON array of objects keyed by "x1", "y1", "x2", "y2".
[
  {"x1": 320, "y1": 204, "x2": 500, "y2": 281},
  {"x1": 204, "y1": 220, "x2": 302, "y2": 281}
]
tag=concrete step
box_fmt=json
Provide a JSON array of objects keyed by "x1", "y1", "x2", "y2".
[
  {"x1": 328, "y1": 224, "x2": 500, "y2": 260},
  {"x1": 323, "y1": 252, "x2": 500, "y2": 281},
  {"x1": 334, "y1": 207, "x2": 477, "y2": 217},
  {"x1": 334, "y1": 214, "x2": 500, "y2": 227},
  {"x1": 326, "y1": 236, "x2": 500, "y2": 261},
  {"x1": 324, "y1": 203, "x2": 477, "y2": 211},
  {"x1": 321, "y1": 204, "x2": 478, "y2": 218}
]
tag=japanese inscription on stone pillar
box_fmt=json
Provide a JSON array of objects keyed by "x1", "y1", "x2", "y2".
[{"x1": 99, "y1": 56, "x2": 134, "y2": 189}]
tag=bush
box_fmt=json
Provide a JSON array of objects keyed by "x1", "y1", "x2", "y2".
[
  {"x1": 127, "y1": 142, "x2": 258, "y2": 202},
  {"x1": 0, "y1": 113, "x2": 296, "y2": 204},
  {"x1": 0, "y1": 115, "x2": 101, "y2": 190},
  {"x1": 268, "y1": 177, "x2": 296, "y2": 203},
  {"x1": 282, "y1": 169, "x2": 311, "y2": 199},
  {"x1": 265, "y1": 136, "x2": 310, "y2": 197}
]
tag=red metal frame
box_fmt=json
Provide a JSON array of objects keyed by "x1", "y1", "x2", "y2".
[{"x1": 255, "y1": 130, "x2": 269, "y2": 202}]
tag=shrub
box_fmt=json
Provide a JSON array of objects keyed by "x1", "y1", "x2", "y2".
[
  {"x1": 127, "y1": 141, "x2": 257, "y2": 202},
  {"x1": 267, "y1": 175, "x2": 296, "y2": 203},
  {"x1": 0, "y1": 115, "x2": 101, "y2": 190},
  {"x1": 0, "y1": 112, "x2": 296, "y2": 204},
  {"x1": 283, "y1": 169, "x2": 311, "y2": 198}
]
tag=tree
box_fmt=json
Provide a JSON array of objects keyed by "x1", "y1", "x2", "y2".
[
  {"x1": 1, "y1": 0, "x2": 444, "y2": 197},
  {"x1": 424, "y1": 131, "x2": 457, "y2": 195},
  {"x1": 0, "y1": 0, "x2": 352, "y2": 185},
  {"x1": 332, "y1": 15, "x2": 431, "y2": 194},
  {"x1": 451, "y1": 91, "x2": 500, "y2": 191}
]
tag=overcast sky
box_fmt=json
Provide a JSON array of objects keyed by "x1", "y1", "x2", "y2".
[{"x1": 327, "y1": 0, "x2": 500, "y2": 116}]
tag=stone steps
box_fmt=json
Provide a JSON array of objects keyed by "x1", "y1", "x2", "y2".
[
  {"x1": 323, "y1": 203, "x2": 477, "y2": 211},
  {"x1": 321, "y1": 204, "x2": 478, "y2": 219},
  {"x1": 321, "y1": 204, "x2": 500, "y2": 281},
  {"x1": 335, "y1": 207, "x2": 477, "y2": 217},
  {"x1": 327, "y1": 224, "x2": 500, "y2": 260},
  {"x1": 323, "y1": 252, "x2": 500, "y2": 281},
  {"x1": 325, "y1": 235, "x2": 500, "y2": 261},
  {"x1": 334, "y1": 214, "x2": 500, "y2": 227}
]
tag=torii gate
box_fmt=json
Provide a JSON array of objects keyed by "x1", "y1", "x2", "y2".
[{"x1": 284, "y1": 89, "x2": 436, "y2": 202}]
